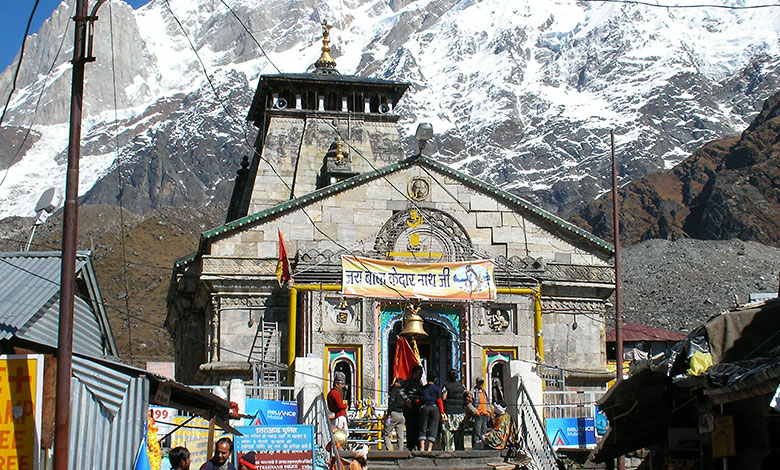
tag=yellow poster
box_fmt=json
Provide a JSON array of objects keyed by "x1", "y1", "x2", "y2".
[
  {"x1": 0, "y1": 355, "x2": 44, "y2": 470},
  {"x1": 169, "y1": 416, "x2": 224, "y2": 448},
  {"x1": 341, "y1": 256, "x2": 496, "y2": 300}
]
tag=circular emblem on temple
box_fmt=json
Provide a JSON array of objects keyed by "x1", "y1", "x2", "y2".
[{"x1": 408, "y1": 177, "x2": 430, "y2": 200}]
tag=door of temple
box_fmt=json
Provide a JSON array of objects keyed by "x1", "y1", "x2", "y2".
[{"x1": 382, "y1": 304, "x2": 464, "y2": 398}]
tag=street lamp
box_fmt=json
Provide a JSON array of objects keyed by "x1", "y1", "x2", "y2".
[
  {"x1": 25, "y1": 187, "x2": 61, "y2": 251},
  {"x1": 415, "y1": 122, "x2": 433, "y2": 154}
]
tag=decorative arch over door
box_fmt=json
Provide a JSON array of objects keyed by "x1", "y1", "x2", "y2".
[{"x1": 374, "y1": 207, "x2": 474, "y2": 262}]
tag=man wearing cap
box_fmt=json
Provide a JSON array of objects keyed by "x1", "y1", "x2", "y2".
[
  {"x1": 328, "y1": 371, "x2": 349, "y2": 432},
  {"x1": 470, "y1": 377, "x2": 491, "y2": 448}
]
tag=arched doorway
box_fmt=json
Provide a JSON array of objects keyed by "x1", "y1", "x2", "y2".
[
  {"x1": 326, "y1": 346, "x2": 362, "y2": 408},
  {"x1": 484, "y1": 348, "x2": 516, "y2": 407},
  {"x1": 379, "y1": 304, "x2": 463, "y2": 404},
  {"x1": 333, "y1": 359, "x2": 354, "y2": 405}
]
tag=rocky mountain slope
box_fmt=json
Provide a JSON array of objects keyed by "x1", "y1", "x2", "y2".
[
  {"x1": 571, "y1": 88, "x2": 780, "y2": 247},
  {"x1": 618, "y1": 238, "x2": 779, "y2": 333},
  {"x1": 2, "y1": 0, "x2": 780, "y2": 220},
  {"x1": 0, "y1": 204, "x2": 226, "y2": 365}
]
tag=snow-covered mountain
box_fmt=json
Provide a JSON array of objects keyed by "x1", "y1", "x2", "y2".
[{"x1": 1, "y1": 0, "x2": 779, "y2": 220}]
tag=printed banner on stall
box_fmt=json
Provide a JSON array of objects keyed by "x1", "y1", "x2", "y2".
[
  {"x1": 169, "y1": 416, "x2": 224, "y2": 448},
  {"x1": 234, "y1": 425, "x2": 314, "y2": 470},
  {"x1": 546, "y1": 417, "x2": 596, "y2": 449},
  {"x1": 149, "y1": 405, "x2": 177, "y2": 438},
  {"x1": 0, "y1": 354, "x2": 44, "y2": 470},
  {"x1": 341, "y1": 256, "x2": 496, "y2": 300},
  {"x1": 244, "y1": 399, "x2": 298, "y2": 426}
]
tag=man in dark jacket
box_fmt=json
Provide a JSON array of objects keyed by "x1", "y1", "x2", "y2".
[
  {"x1": 441, "y1": 369, "x2": 466, "y2": 451},
  {"x1": 383, "y1": 376, "x2": 408, "y2": 450},
  {"x1": 200, "y1": 437, "x2": 236, "y2": 470},
  {"x1": 402, "y1": 365, "x2": 424, "y2": 450}
]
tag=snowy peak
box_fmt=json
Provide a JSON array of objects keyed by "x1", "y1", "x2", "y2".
[{"x1": 1, "y1": 0, "x2": 779, "y2": 220}]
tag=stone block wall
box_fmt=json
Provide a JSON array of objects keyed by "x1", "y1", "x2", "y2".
[{"x1": 248, "y1": 117, "x2": 406, "y2": 214}]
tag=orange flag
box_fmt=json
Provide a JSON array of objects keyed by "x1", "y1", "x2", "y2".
[
  {"x1": 276, "y1": 229, "x2": 292, "y2": 287},
  {"x1": 393, "y1": 336, "x2": 421, "y2": 381}
]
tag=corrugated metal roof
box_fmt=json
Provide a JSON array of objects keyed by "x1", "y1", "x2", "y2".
[
  {"x1": 0, "y1": 251, "x2": 87, "y2": 339},
  {"x1": 0, "y1": 251, "x2": 114, "y2": 357},
  {"x1": 72, "y1": 354, "x2": 134, "y2": 418},
  {"x1": 19, "y1": 294, "x2": 106, "y2": 357}
]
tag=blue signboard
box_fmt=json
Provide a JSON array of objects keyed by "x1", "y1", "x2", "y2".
[
  {"x1": 234, "y1": 425, "x2": 314, "y2": 470},
  {"x1": 244, "y1": 399, "x2": 298, "y2": 426},
  {"x1": 546, "y1": 417, "x2": 596, "y2": 448}
]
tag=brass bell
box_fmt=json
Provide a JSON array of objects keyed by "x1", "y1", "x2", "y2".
[{"x1": 399, "y1": 312, "x2": 428, "y2": 337}]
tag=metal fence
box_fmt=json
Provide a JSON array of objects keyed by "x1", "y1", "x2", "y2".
[
  {"x1": 187, "y1": 383, "x2": 296, "y2": 401},
  {"x1": 537, "y1": 366, "x2": 566, "y2": 391},
  {"x1": 542, "y1": 390, "x2": 602, "y2": 420}
]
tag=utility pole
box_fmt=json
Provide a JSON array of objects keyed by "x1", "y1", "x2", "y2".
[
  {"x1": 55, "y1": 0, "x2": 90, "y2": 468},
  {"x1": 610, "y1": 130, "x2": 625, "y2": 470}
]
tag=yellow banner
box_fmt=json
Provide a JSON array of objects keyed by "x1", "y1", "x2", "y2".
[
  {"x1": 169, "y1": 416, "x2": 224, "y2": 448},
  {"x1": 341, "y1": 256, "x2": 496, "y2": 300},
  {"x1": 0, "y1": 355, "x2": 43, "y2": 470}
]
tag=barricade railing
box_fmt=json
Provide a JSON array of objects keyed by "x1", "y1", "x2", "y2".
[
  {"x1": 517, "y1": 382, "x2": 563, "y2": 470},
  {"x1": 303, "y1": 395, "x2": 345, "y2": 470},
  {"x1": 542, "y1": 390, "x2": 602, "y2": 420},
  {"x1": 187, "y1": 383, "x2": 296, "y2": 401}
]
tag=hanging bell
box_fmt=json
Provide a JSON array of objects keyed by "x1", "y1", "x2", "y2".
[{"x1": 399, "y1": 312, "x2": 428, "y2": 337}]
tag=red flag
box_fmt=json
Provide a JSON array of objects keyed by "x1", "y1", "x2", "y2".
[
  {"x1": 276, "y1": 229, "x2": 292, "y2": 287},
  {"x1": 393, "y1": 336, "x2": 421, "y2": 381}
]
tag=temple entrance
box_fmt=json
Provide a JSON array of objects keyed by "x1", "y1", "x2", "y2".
[
  {"x1": 388, "y1": 321, "x2": 452, "y2": 384},
  {"x1": 381, "y1": 304, "x2": 464, "y2": 397}
]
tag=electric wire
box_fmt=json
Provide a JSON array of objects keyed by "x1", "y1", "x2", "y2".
[
  {"x1": 157, "y1": 3, "x2": 677, "y2": 380},
  {"x1": 7, "y1": 1, "x2": 751, "y2": 394},
  {"x1": 313, "y1": 115, "x2": 544, "y2": 284},
  {"x1": 108, "y1": 0, "x2": 134, "y2": 362},
  {"x1": 0, "y1": 0, "x2": 72, "y2": 189},
  {"x1": 0, "y1": 0, "x2": 41, "y2": 129},
  {"x1": 160, "y1": 2, "x2": 395, "y2": 296},
  {"x1": 0, "y1": 254, "x2": 693, "y2": 405}
]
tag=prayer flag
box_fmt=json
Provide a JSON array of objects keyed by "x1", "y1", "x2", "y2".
[{"x1": 276, "y1": 229, "x2": 292, "y2": 287}]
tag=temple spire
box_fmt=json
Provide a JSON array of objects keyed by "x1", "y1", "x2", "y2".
[{"x1": 314, "y1": 19, "x2": 339, "y2": 74}]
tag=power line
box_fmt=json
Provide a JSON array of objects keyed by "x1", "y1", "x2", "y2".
[
  {"x1": 0, "y1": 0, "x2": 41, "y2": 129},
  {"x1": 0, "y1": 255, "x2": 624, "y2": 396},
  {"x1": 0, "y1": 235, "x2": 184, "y2": 273},
  {"x1": 108, "y1": 0, "x2": 135, "y2": 361},
  {"x1": 0, "y1": 0, "x2": 72, "y2": 189}
]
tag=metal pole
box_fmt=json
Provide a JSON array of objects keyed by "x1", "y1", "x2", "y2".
[
  {"x1": 54, "y1": 1, "x2": 88, "y2": 468},
  {"x1": 610, "y1": 130, "x2": 625, "y2": 470}
]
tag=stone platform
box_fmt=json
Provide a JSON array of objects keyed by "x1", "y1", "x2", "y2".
[{"x1": 364, "y1": 450, "x2": 525, "y2": 470}]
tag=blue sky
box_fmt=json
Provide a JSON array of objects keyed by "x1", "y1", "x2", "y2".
[{"x1": 0, "y1": 0, "x2": 149, "y2": 73}]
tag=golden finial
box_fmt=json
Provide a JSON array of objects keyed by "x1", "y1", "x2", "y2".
[
  {"x1": 314, "y1": 19, "x2": 337, "y2": 72},
  {"x1": 335, "y1": 137, "x2": 344, "y2": 162}
]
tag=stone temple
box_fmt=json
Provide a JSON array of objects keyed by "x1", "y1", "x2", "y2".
[{"x1": 166, "y1": 22, "x2": 615, "y2": 410}]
